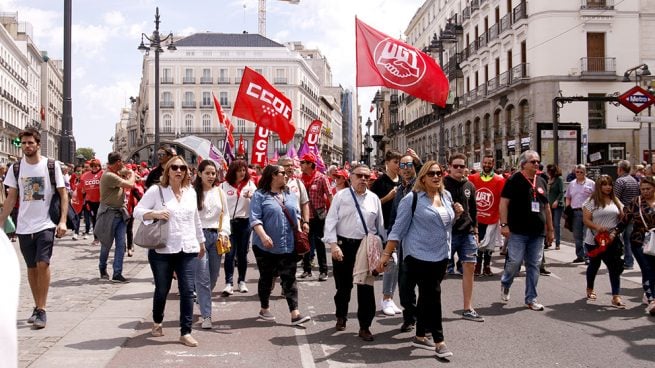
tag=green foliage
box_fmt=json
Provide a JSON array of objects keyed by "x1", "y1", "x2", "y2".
[{"x1": 76, "y1": 147, "x2": 96, "y2": 161}]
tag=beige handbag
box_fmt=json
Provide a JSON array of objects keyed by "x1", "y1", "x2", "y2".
[{"x1": 215, "y1": 189, "x2": 232, "y2": 255}]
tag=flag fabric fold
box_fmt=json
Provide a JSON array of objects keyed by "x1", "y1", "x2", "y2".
[
  {"x1": 212, "y1": 92, "x2": 235, "y2": 146},
  {"x1": 233, "y1": 67, "x2": 296, "y2": 144},
  {"x1": 355, "y1": 17, "x2": 449, "y2": 107}
]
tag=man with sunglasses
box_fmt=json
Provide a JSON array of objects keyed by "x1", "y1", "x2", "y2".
[
  {"x1": 95, "y1": 152, "x2": 135, "y2": 283},
  {"x1": 145, "y1": 144, "x2": 176, "y2": 189},
  {"x1": 323, "y1": 164, "x2": 385, "y2": 341},
  {"x1": 499, "y1": 150, "x2": 554, "y2": 311},
  {"x1": 565, "y1": 164, "x2": 595, "y2": 264},
  {"x1": 443, "y1": 153, "x2": 483, "y2": 322}
]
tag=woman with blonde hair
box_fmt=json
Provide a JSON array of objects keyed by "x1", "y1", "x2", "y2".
[
  {"x1": 134, "y1": 156, "x2": 205, "y2": 347},
  {"x1": 582, "y1": 175, "x2": 626, "y2": 307}
]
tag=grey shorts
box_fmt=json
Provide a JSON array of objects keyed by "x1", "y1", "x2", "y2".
[{"x1": 18, "y1": 228, "x2": 55, "y2": 268}]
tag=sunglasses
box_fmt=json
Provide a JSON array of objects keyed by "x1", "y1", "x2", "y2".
[
  {"x1": 354, "y1": 173, "x2": 370, "y2": 180},
  {"x1": 426, "y1": 170, "x2": 443, "y2": 177},
  {"x1": 170, "y1": 164, "x2": 188, "y2": 172},
  {"x1": 451, "y1": 164, "x2": 466, "y2": 169},
  {"x1": 399, "y1": 162, "x2": 414, "y2": 169}
]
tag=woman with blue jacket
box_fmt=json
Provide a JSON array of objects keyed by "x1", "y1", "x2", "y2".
[{"x1": 377, "y1": 161, "x2": 463, "y2": 359}]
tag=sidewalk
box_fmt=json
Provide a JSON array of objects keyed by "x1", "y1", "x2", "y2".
[{"x1": 15, "y1": 232, "x2": 645, "y2": 367}]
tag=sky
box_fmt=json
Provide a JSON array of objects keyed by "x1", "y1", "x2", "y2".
[{"x1": 0, "y1": 0, "x2": 425, "y2": 162}]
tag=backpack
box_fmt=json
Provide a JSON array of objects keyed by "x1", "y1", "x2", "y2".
[{"x1": 13, "y1": 158, "x2": 79, "y2": 230}]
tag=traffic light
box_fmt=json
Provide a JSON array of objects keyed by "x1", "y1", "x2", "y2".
[{"x1": 12, "y1": 137, "x2": 20, "y2": 147}]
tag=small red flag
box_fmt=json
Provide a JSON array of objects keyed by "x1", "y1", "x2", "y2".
[
  {"x1": 233, "y1": 67, "x2": 296, "y2": 144},
  {"x1": 356, "y1": 17, "x2": 449, "y2": 107},
  {"x1": 212, "y1": 92, "x2": 234, "y2": 146},
  {"x1": 369, "y1": 105, "x2": 374, "y2": 113},
  {"x1": 238, "y1": 134, "x2": 246, "y2": 156}
]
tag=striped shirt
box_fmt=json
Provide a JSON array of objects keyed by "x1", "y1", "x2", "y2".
[
  {"x1": 614, "y1": 173, "x2": 640, "y2": 206},
  {"x1": 583, "y1": 199, "x2": 623, "y2": 245}
]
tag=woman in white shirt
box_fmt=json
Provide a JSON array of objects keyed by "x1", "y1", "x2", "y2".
[
  {"x1": 219, "y1": 160, "x2": 257, "y2": 295},
  {"x1": 134, "y1": 156, "x2": 205, "y2": 348},
  {"x1": 193, "y1": 160, "x2": 230, "y2": 330}
]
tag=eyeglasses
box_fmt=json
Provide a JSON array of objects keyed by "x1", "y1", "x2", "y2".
[
  {"x1": 399, "y1": 162, "x2": 414, "y2": 169},
  {"x1": 354, "y1": 173, "x2": 370, "y2": 180},
  {"x1": 529, "y1": 160, "x2": 540, "y2": 164},
  {"x1": 425, "y1": 170, "x2": 443, "y2": 177},
  {"x1": 170, "y1": 164, "x2": 188, "y2": 172},
  {"x1": 451, "y1": 164, "x2": 466, "y2": 169}
]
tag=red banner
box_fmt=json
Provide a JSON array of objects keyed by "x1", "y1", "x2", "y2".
[
  {"x1": 238, "y1": 134, "x2": 246, "y2": 156},
  {"x1": 251, "y1": 125, "x2": 269, "y2": 167},
  {"x1": 355, "y1": 17, "x2": 449, "y2": 107},
  {"x1": 233, "y1": 67, "x2": 296, "y2": 144},
  {"x1": 303, "y1": 119, "x2": 323, "y2": 151},
  {"x1": 212, "y1": 92, "x2": 234, "y2": 146}
]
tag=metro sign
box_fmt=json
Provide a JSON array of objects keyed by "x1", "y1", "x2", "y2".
[{"x1": 618, "y1": 86, "x2": 655, "y2": 114}]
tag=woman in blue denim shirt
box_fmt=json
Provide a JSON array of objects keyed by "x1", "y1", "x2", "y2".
[
  {"x1": 377, "y1": 161, "x2": 463, "y2": 359},
  {"x1": 250, "y1": 165, "x2": 311, "y2": 325}
]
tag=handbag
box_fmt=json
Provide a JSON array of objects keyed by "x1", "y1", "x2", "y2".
[
  {"x1": 588, "y1": 231, "x2": 611, "y2": 258},
  {"x1": 3, "y1": 215, "x2": 15, "y2": 234},
  {"x1": 274, "y1": 194, "x2": 310, "y2": 255},
  {"x1": 134, "y1": 185, "x2": 168, "y2": 249},
  {"x1": 637, "y1": 197, "x2": 655, "y2": 256},
  {"x1": 215, "y1": 189, "x2": 232, "y2": 255}
]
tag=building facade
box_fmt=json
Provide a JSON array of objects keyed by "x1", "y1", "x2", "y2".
[
  {"x1": 127, "y1": 33, "x2": 345, "y2": 165},
  {"x1": 389, "y1": 0, "x2": 654, "y2": 172}
]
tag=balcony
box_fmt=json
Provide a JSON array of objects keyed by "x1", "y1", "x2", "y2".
[
  {"x1": 580, "y1": 57, "x2": 616, "y2": 78},
  {"x1": 182, "y1": 101, "x2": 196, "y2": 108},
  {"x1": 510, "y1": 63, "x2": 530, "y2": 84},
  {"x1": 488, "y1": 23, "x2": 499, "y2": 42},
  {"x1": 581, "y1": 0, "x2": 614, "y2": 10},
  {"x1": 200, "y1": 77, "x2": 213, "y2": 84},
  {"x1": 183, "y1": 77, "x2": 195, "y2": 84},
  {"x1": 274, "y1": 77, "x2": 288, "y2": 84},
  {"x1": 160, "y1": 77, "x2": 174, "y2": 84},
  {"x1": 199, "y1": 102, "x2": 213, "y2": 109},
  {"x1": 160, "y1": 101, "x2": 174, "y2": 108},
  {"x1": 217, "y1": 77, "x2": 230, "y2": 84},
  {"x1": 478, "y1": 32, "x2": 488, "y2": 49},
  {"x1": 220, "y1": 101, "x2": 231, "y2": 108},
  {"x1": 500, "y1": 14, "x2": 512, "y2": 34},
  {"x1": 463, "y1": 7, "x2": 471, "y2": 21},
  {"x1": 513, "y1": 0, "x2": 528, "y2": 23},
  {"x1": 471, "y1": 0, "x2": 480, "y2": 11}
]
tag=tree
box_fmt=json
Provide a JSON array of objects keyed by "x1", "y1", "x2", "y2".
[{"x1": 76, "y1": 147, "x2": 96, "y2": 161}]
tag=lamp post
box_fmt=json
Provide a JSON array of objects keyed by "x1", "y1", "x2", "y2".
[
  {"x1": 423, "y1": 25, "x2": 457, "y2": 164},
  {"x1": 138, "y1": 7, "x2": 176, "y2": 166},
  {"x1": 623, "y1": 64, "x2": 652, "y2": 165}
]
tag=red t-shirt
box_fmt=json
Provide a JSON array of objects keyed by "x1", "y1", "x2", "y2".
[
  {"x1": 81, "y1": 170, "x2": 103, "y2": 202},
  {"x1": 468, "y1": 173, "x2": 505, "y2": 225}
]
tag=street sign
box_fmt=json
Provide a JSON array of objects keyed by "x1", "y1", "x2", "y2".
[
  {"x1": 618, "y1": 86, "x2": 655, "y2": 114},
  {"x1": 617, "y1": 115, "x2": 655, "y2": 123}
]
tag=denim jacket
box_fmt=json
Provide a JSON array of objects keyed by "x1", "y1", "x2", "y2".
[{"x1": 250, "y1": 189, "x2": 299, "y2": 254}]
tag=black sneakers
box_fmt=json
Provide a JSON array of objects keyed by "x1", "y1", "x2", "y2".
[
  {"x1": 100, "y1": 269, "x2": 109, "y2": 280},
  {"x1": 111, "y1": 274, "x2": 129, "y2": 283},
  {"x1": 27, "y1": 307, "x2": 38, "y2": 324},
  {"x1": 33, "y1": 309, "x2": 47, "y2": 329}
]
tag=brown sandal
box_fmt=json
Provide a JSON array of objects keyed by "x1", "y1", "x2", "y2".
[
  {"x1": 611, "y1": 296, "x2": 626, "y2": 309},
  {"x1": 586, "y1": 288, "x2": 597, "y2": 301}
]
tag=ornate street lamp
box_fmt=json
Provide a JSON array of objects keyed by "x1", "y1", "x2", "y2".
[{"x1": 138, "y1": 7, "x2": 176, "y2": 166}]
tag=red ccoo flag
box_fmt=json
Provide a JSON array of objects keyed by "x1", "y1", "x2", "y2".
[
  {"x1": 233, "y1": 67, "x2": 296, "y2": 144},
  {"x1": 356, "y1": 17, "x2": 449, "y2": 108},
  {"x1": 212, "y1": 92, "x2": 235, "y2": 146}
]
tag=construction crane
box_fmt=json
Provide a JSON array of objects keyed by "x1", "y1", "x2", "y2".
[{"x1": 258, "y1": 0, "x2": 300, "y2": 36}]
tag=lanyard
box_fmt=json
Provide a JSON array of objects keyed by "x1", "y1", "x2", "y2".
[{"x1": 522, "y1": 173, "x2": 538, "y2": 200}]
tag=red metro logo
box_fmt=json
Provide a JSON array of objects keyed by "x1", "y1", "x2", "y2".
[{"x1": 374, "y1": 38, "x2": 427, "y2": 88}]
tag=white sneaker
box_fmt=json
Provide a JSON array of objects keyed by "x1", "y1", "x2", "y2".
[
  {"x1": 381, "y1": 299, "x2": 395, "y2": 316},
  {"x1": 643, "y1": 293, "x2": 649, "y2": 306},
  {"x1": 389, "y1": 299, "x2": 402, "y2": 314},
  {"x1": 83, "y1": 234, "x2": 89, "y2": 240},
  {"x1": 72, "y1": 234, "x2": 78, "y2": 240},
  {"x1": 222, "y1": 284, "x2": 234, "y2": 296},
  {"x1": 201, "y1": 317, "x2": 212, "y2": 329},
  {"x1": 238, "y1": 281, "x2": 249, "y2": 293}
]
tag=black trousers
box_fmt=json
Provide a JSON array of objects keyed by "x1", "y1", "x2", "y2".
[
  {"x1": 303, "y1": 218, "x2": 328, "y2": 274},
  {"x1": 398, "y1": 244, "x2": 417, "y2": 325},
  {"x1": 253, "y1": 246, "x2": 299, "y2": 312},
  {"x1": 403, "y1": 255, "x2": 448, "y2": 343},
  {"x1": 332, "y1": 236, "x2": 375, "y2": 329}
]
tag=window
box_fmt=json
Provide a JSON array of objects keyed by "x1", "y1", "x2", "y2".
[
  {"x1": 588, "y1": 93, "x2": 606, "y2": 129},
  {"x1": 202, "y1": 114, "x2": 211, "y2": 132},
  {"x1": 505, "y1": 105, "x2": 514, "y2": 137},
  {"x1": 218, "y1": 68, "x2": 229, "y2": 83},
  {"x1": 163, "y1": 114, "x2": 172, "y2": 133},
  {"x1": 220, "y1": 92, "x2": 229, "y2": 107},
  {"x1": 184, "y1": 68, "x2": 194, "y2": 83},
  {"x1": 202, "y1": 68, "x2": 211, "y2": 78},
  {"x1": 183, "y1": 92, "x2": 195, "y2": 108},
  {"x1": 162, "y1": 92, "x2": 172, "y2": 102},
  {"x1": 237, "y1": 118, "x2": 245, "y2": 132},
  {"x1": 236, "y1": 68, "x2": 244, "y2": 82},
  {"x1": 185, "y1": 114, "x2": 193, "y2": 132},
  {"x1": 202, "y1": 92, "x2": 211, "y2": 106}
]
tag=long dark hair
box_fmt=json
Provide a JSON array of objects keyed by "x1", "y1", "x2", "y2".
[
  {"x1": 193, "y1": 160, "x2": 217, "y2": 211},
  {"x1": 225, "y1": 160, "x2": 250, "y2": 186},
  {"x1": 257, "y1": 165, "x2": 284, "y2": 193}
]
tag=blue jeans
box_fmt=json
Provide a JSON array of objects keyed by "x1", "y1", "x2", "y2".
[
  {"x1": 551, "y1": 206, "x2": 563, "y2": 247},
  {"x1": 382, "y1": 250, "x2": 398, "y2": 296},
  {"x1": 225, "y1": 218, "x2": 251, "y2": 285},
  {"x1": 148, "y1": 250, "x2": 198, "y2": 336},
  {"x1": 195, "y1": 230, "x2": 222, "y2": 318},
  {"x1": 572, "y1": 210, "x2": 587, "y2": 260},
  {"x1": 622, "y1": 223, "x2": 634, "y2": 268},
  {"x1": 631, "y1": 242, "x2": 655, "y2": 302},
  {"x1": 501, "y1": 233, "x2": 545, "y2": 304},
  {"x1": 98, "y1": 216, "x2": 126, "y2": 277}
]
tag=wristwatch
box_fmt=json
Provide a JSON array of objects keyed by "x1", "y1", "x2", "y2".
[{"x1": 500, "y1": 223, "x2": 508, "y2": 228}]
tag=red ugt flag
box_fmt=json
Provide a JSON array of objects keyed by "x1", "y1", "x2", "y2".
[
  {"x1": 355, "y1": 17, "x2": 449, "y2": 108},
  {"x1": 233, "y1": 67, "x2": 296, "y2": 144}
]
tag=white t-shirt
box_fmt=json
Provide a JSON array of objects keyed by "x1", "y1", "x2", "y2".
[
  {"x1": 219, "y1": 180, "x2": 257, "y2": 219},
  {"x1": 4, "y1": 158, "x2": 65, "y2": 234}
]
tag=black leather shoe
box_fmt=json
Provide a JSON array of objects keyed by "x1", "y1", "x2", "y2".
[
  {"x1": 400, "y1": 321, "x2": 415, "y2": 332},
  {"x1": 335, "y1": 317, "x2": 346, "y2": 331},
  {"x1": 358, "y1": 328, "x2": 374, "y2": 341}
]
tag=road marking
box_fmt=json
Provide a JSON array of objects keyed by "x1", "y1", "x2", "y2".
[
  {"x1": 294, "y1": 325, "x2": 316, "y2": 368},
  {"x1": 164, "y1": 350, "x2": 240, "y2": 358}
]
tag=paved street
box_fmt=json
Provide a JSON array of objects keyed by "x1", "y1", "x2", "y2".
[{"x1": 16, "y1": 231, "x2": 655, "y2": 368}]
